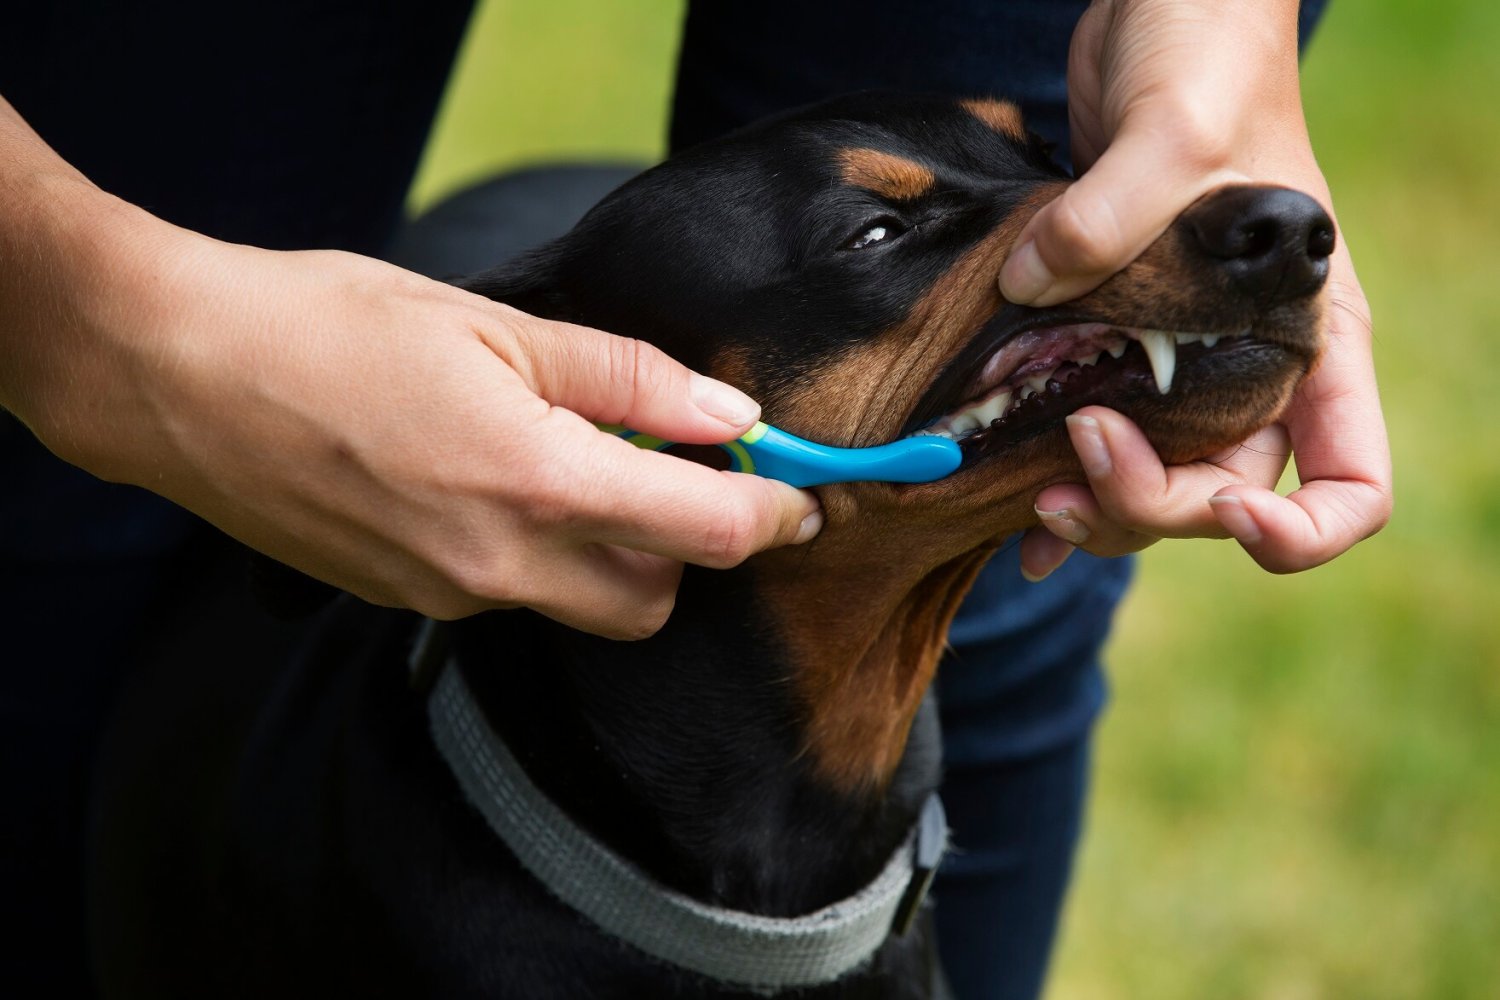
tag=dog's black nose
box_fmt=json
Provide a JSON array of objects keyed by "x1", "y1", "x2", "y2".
[{"x1": 1186, "y1": 186, "x2": 1335, "y2": 302}]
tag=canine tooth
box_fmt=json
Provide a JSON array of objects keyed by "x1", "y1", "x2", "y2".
[
  {"x1": 1106, "y1": 341, "x2": 1127, "y2": 359},
  {"x1": 1139, "y1": 329, "x2": 1176, "y2": 394},
  {"x1": 1027, "y1": 373, "x2": 1053, "y2": 393},
  {"x1": 1019, "y1": 385, "x2": 1036, "y2": 400},
  {"x1": 1202, "y1": 334, "x2": 1220, "y2": 348},
  {"x1": 1079, "y1": 351, "x2": 1101, "y2": 367}
]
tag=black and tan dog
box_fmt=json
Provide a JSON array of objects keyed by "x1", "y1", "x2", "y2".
[{"x1": 88, "y1": 93, "x2": 1331, "y2": 998}]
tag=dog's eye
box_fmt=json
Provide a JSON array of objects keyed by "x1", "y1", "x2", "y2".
[{"x1": 845, "y1": 219, "x2": 906, "y2": 250}]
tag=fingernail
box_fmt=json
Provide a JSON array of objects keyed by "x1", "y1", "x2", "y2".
[
  {"x1": 690, "y1": 374, "x2": 760, "y2": 428},
  {"x1": 1067, "y1": 414, "x2": 1111, "y2": 477},
  {"x1": 1208, "y1": 495, "x2": 1263, "y2": 545},
  {"x1": 794, "y1": 508, "x2": 824, "y2": 544},
  {"x1": 1000, "y1": 240, "x2": 1053, "y2": 304},
  {"x1": 1035, "y1": 506, "x2": 1091, "y2": 546}
]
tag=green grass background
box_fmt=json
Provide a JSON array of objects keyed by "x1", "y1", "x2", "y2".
[{"x1": 410, "y1": 3, "x2": 1500, "y2": 996}]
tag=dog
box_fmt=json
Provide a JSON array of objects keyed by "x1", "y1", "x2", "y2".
[{"x1": 87, "y1": 92, "x2": 1331, "y2": 998}]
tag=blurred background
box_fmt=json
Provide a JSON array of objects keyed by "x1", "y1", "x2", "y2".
[{"x1": 409, "y1": 2, "x2": 1499, "y2": 997}]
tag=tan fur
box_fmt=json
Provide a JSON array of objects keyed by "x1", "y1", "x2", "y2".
[
  {"x1": 838, "y1": 148, "x2": 937, "y2": 202},
  {"x1": 960, "y1": 98, "x2": 1025, "y2": 138}
]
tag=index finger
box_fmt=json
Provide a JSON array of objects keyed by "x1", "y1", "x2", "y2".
[
  {"x1": 536, "y1": 409, "x2": 823, "y2": 569},
  {"x1": 480, "y1": 305, "x2": 764, "y2": 444}
]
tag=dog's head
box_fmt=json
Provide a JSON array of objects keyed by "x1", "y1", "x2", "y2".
[
  {"x1": 481, "y1": 91, "x2": 1329, "y2": 561},
  {"x1": 470, "y1": 92, "x2": 1331, "y2": 789}
]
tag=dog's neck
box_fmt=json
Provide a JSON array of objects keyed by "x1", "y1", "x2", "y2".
[{"x1": 450, "y1": 546, "x2": 991, "y2": 917}]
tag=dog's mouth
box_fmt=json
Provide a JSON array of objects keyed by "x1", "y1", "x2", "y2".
[{"x1": 898, "y1": 314, "x2": 1270, "y2": 467}]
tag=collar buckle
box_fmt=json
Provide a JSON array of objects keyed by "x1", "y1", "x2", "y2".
[{"x1": 891, "y1": 793, "x2": 948, "y2": 936}]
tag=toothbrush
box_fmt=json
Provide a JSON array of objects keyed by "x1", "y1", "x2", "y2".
[{"x1": 601, "y1": 421, "x2": 962, "y2": 488}]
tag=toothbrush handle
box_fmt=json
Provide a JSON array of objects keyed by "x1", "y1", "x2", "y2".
[
  {"x1": 600, "y1": 422, "x2": 961, "y2": 488},
  {"x1": 741, "y1": 424, "x2": 961, "y2": 487}
]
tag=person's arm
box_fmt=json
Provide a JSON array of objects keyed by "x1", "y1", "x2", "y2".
[
  {"x1": 0, "y1": 95, "x2": 821, "y2": 639},
  {"x1": 1001, "y1": 0, "x2": 1391, "y2": 580}
]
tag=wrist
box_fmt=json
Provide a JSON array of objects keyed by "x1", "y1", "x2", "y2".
[
  {"x1": 0, "y1": 165, "x2": 192, "y2": 474},
  {"x1": 1085, "y1": 0, "x2": 1311, "y2": 174}
]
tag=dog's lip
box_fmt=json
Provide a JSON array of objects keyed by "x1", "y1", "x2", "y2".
[
  {"x1": 897, "y1": 305, "x2": 1166, "y2": 438},
  {"x1": 895, "y1": 309, "x2": 1261, "y2": 462},
  {"x1": 898, "y1": 305, "x2": 1081, "y2": 438}
]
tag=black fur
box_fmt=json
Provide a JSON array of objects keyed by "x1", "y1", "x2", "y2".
[{"x1": 469, "y1": 93, "x2": 1062, "y2": 391}]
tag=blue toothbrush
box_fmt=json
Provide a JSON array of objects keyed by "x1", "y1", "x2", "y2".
[{"x1": 601, "y1": 421, "x2": 962, "y2": 488}]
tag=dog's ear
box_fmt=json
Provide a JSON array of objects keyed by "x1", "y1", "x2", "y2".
[{"x1": 458, "y1": 240, "x2": 580, "y2": 324}]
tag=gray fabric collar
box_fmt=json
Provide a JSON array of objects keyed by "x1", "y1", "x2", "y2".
[{"x1": 413, "y1": 620, "x2": 947, "y2": 991}]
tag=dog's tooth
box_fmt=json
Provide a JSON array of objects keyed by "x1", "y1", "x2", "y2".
[
  {"x1": 1202, "y1": 333, "x2": 1220, "y2": 348},
  {"x1": 1018, "y1": 385, "x2": 1035, "y2": 401},
  {"x1": 1140, "y1": 329, "x2": 1176, "y2": 394},
  {"x1": 920, "y1": 416, "x2": 957, "y2": 438},
  {"x1": 973, "y1": 391, "x2": 1012, "y2": 426},
  {"x1": 1026, "y1": 370, "x2": 1054, "y2": 393},
  {"x1": 1079, "y1": 351, "x2": 1101, "y2": 367},
  {"x1": 1106, "y1": 341, "x2": 1127, "y2": 359},
  {"x1": 949, "y1": 411, "x2": 982, "y2": 435}
]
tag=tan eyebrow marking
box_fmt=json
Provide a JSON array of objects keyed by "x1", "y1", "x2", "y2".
[
  {"x1": 838, "y1": 148, "x2": 936, "y2": 201},
  {"x1": 961, "y1": 98, "x2": 1025, "y2": 138}
]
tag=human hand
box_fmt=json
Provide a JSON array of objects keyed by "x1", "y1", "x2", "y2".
[
  {"x1": 999, "y1": 0, "x2": 1392, "y2": 580},
  {"x1": 5, "y1": 189, "x2": 821, "y2": 639}
]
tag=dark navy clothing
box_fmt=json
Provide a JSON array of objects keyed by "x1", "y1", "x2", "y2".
[
  {"x1": 1, "y1": 3, "x2": 475, "y2": 994},
  {"x1": 1, "y1": 1, "x2": 1325, "y2": 996}
]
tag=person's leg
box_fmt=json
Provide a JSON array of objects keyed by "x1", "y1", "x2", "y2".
[
  {"x1": 932, "y1": 543, "x2": 1129, "y2": 997},
  {"x1": 933, "y1": 741, "x2": 1093, "y2": 1000}
]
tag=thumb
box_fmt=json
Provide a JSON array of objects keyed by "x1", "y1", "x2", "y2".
[
  {"x1": 999, "y1": 126, "x2": 1235, "y2": 308},
  {"x1": 489, "y1": 310, "x2": 762, "y2": 444}
]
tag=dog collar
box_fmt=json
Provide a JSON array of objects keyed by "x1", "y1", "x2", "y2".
[
  {"x1": 411, "y1": 620, "x2": 947, "y2": 991},
  {"x1": 602, "y1": 420, "x2": 962, "y2": 488}
]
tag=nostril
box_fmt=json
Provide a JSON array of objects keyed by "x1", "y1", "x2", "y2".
[
  {"x1": 1186, "y1": 186, "x2": 1336, "y2": 302},
  {"x1": 1307, "y1": 221, "x2": 1335, "y2": 261}
]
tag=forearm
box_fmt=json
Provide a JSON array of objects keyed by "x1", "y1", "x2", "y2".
[{"x1": 0, "y1": 93, "x2": 183, "y2": 476}]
